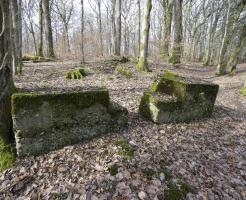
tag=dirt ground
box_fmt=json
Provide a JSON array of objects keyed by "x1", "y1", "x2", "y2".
[{"x1": 0, "y1": 59, "x2": 245, "y2": 199}]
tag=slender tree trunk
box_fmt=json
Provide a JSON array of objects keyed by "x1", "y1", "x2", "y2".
[
  {"x1": 43, "y1": 0, "x2": 55, "y2": 58},
  {"x1": 64, "y1": 24, "x2": 70, "y2": 53},
  {"x1": 18, "y1": 0, "x2": 22, "y2": 74},
  {"x1": 80, "y1": 0, "x2": 85, "y2": 63},
  {"x1": 10, "y1": 0, "x2": 18, "y2": 75},
  {"x1": 162, "y1": 0, "x2": 173, "y2": 58},
  {"x1": 137, "y1": 0, "x2": 152, "y2": 71},
  {"x1": 137, "y1": 0, "x2": 141, "y2": 55},
  {"x1": 38, "y1": 0, "x2": 44, "y2": 57},
  {"x1": 98, "y1": 1, "x2": 103, "y2": 56},
  {"x1": 114, "y1": 0, "x2": 121, "y2": 56},
  {"x1": 169, "y1": 0, "x2": 182, "y2": 65}
]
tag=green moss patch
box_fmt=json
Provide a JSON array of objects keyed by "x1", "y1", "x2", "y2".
[
  {"x1": 114, "y1": 66, "x2": 133, "y2": 79},
  {"x1": 165, "y1": 182, "x2": 195, "y2": 200},
  {"x1": 143, "y1": 168, "x2": 157, "y2": 180},
  {"x1": 241, "y1": 87, "x2": 246, "y2": 96},
  {"x1": 0, "y1": 142, "x2": 15, "y2": 172},
  {"x1": 66, "y1": 68, "x2": 88, "y2": 80},
  {"x1": 108, "y1": 164, "x2": 119, "y2": 176},
  {"x1": 115, "y1": 140, "x2": 134, "y2": 160}
]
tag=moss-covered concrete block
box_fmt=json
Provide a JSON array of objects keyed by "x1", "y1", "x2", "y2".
[
  {"x1": 12, "y1": 89, "x2": 128, "y2": 157},
  {"x1": 22, "y1": 55, "x2": 54, "y2": 62},
  {"x1": 65, "y1": 68, "x2": 87, "y2": 80},
  {"x1": 139, "y1": 71, "x2": 219, "y2": 123}
]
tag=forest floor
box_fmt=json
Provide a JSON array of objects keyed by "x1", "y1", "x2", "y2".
[{"x1": 0, "y1": 59, "x2": 245, "y2": 200}]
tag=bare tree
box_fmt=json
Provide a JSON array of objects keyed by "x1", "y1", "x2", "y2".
[
  {"x1": 88, "y1": 0, "x2": 104, "y2": 56},
  {"x1": 113, "y1": 0, "x2": 122, "y2": 56},
  {"x1": 43, "y1": 0, "x2": 55, "y2": 58},
  {"x1": 216, "y1": 0, "x2": 246, "y2": 75},
  {"x1": 80, "y1": 0, "x2": 85, "y2": 62},
  {"x1": 38, "y1": 0, "x2": 44, "y2": 57},
  {"x1": 161, "y1": 0, "x2": 173, "y2": 58},
  {"x1": 137, "y1": 0, "x2": 152, "y2": 71},
  {"x1": 169, "y1": 0, "x2": 183, "y2": 64},
  {"x1": 53, "y1": 0, "x2": 74, "y2": 54},
  {"x1": 0, "y1": 0, "x2": 14, "y2": 152}
]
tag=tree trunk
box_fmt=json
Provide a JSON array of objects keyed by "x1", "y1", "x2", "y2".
[
  {"x1": 162, "y1": 0, "x2": 173, "y2": 58},
  {"x1": 204, "y1": 11, "x2": 220, "y2": 66},
  {"x1": 0, "y1": 0, "x2": 15, "y2": 170},
  {"x1": 137, "y1": 0, "x2": 141, "y2": 55},
  {"x1": 169, "y1": 0, "x2": 182, "y2": 65},
  {"x1": 137, "y1": 0, "x2": 152, "y2": 71},
  {"x1": 98, "y1": 1, "x2": 103, "y2": 56},
  {"x1": 43, "y1": 0, "x2": 55, "y2": 58},
  {"x1": 216, "y1": 0, "x2": 231, "y2": 75},
  {"x1": 227, "y1": 24, "x2": 246, "y2": 73},
  {"x1": 114, "y1": 0, "x2": 121, "y2": 56},
  {"x1": 64, "y1": 24, "x2": 70, "y2": 54},
  {"x1": 10, "y1": 0, "x2": 23, "y2": 75},
  {"x1": 80, "y1": 0, "x2": 85, "y2": 63},
  {"x1": 18, "y1": 0, "x2": 22, "y2": 74},
  {"x1": 38, "y1": 0, "x2": 44, "y2": 57},
  {"x1": 216, "y1": 0, "x2": 246, "y2": 75}
]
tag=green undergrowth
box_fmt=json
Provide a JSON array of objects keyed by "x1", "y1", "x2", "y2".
[
  {"x1": 0, "y1": 142, "x2": 15, "y2": 172},
  {"x1": 65, "y1": 68, "x2": 88, "y2": 80},
  {"x1": 115, "y1": 140, "x2": 134, "y2": 160},
  {"x1": 241, "y1": 87, "x2": 246, "y2": 96},
  {"x1": 114, "y1": 66, "x2": 133, "y2": 79},
  {"x1": 165, "y1": 181, "x2": 196, "y2": 200},
  {"x1": 142, "y1": 166, "x2": 195, "y2": 199},
  {"x1": 143, "y1": 167, "x2": 172, "y2": 181},
  {"x1": 108, "y1": 164, "x2": 119, "y2": 176}
]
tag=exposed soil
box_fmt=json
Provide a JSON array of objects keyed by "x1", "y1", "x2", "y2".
[{"x1": 0, "y1": 59, "x2": 245, "y2": 199}]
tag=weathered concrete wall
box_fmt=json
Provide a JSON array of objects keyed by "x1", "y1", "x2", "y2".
[
  {"x1": 12, "y1": 89, "x2": 128, "y2": 157},
  {"x1": 139, "y1": 71, "x2": 219, "y2": 123}
]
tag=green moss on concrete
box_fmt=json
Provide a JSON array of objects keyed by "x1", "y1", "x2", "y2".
[
  {"x1": 139, "y1": 71, "x2": 219, "y2": 123},
  {"x1": 66, "y1": 68, "x2": 87, "y2": 80},
  {"x1": 241, "y1": 87, "x2": 246, "y2": 96},
  {"x1": 115, "y1": 140, "x2": 134, "y2": 161},
  {"x1": 12, "y1": 89, "x2": 110, "y2": 115},
  {"x1": 139, "y1": 92, "x2": 152, "y2": 118},
  {"x1": 22, "y1": 55, "x2": 53, "y2": 62}
]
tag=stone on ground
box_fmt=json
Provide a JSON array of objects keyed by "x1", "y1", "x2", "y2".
[
  {"x1": 65, "y1": 68, "x2": 88, "y2": 80},
  {"x1": 139, "y1": 71, "x2": 219, "y2": 123},
  {"x1": 12, "y1": 88, "x2": 128, "y2": 157}
]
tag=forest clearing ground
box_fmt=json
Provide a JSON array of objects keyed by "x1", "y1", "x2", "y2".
[{"x1": 0, "y1": 60, "x2": 245, "y2": 199}]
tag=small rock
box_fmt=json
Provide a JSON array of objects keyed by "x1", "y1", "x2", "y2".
[
  {"x1": 138, "y1": 191, "x2": 147, "y2": 200},
  {"x1": 186, "y1": 193, "x2": 193, "y2": 200}
]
